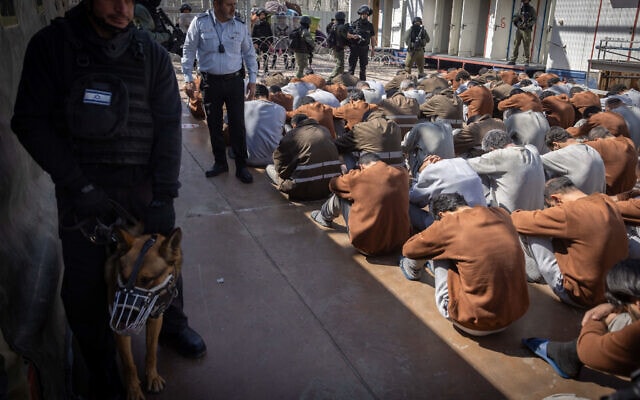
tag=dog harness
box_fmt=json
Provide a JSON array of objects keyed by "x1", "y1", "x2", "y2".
[{"x1": 109, "y1": 234, "x2": 178, "y2": 335}]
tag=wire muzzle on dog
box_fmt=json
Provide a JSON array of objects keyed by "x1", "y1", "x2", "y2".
[{"x1": 109, "y1": 235, "x2": 178, "y2": 336}]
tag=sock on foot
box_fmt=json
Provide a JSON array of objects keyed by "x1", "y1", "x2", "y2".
[{"x1": 546, "y1": 339, "x2": 583, "y2": 378}]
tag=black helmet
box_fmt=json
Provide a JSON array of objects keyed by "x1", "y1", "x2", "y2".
[
  {"x1": 179, "y1": 3, "x2": 192, "y2": 12},
  {"x1": 139, "y1": 0, "x2": 161, "y2": 8},
  {"x1": 256, "y1": 8, "x2": 268, "y2": 16},
  {"x1": 412, "y1": 16, "x2": 422, "y2": 24},
  {"x1": 300, "y1": 16, "x2": 311, "y2": 26},
  {"x1": 335, "y1": 11, "x2": 346, "y2": 21},
  {"x1": 357, "y1": 5, "x2": 373, "y2": 15}
]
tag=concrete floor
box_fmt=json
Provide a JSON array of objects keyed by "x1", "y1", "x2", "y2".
[{"x1": 128, "y1": 59, "x2": 631, "y2": 400}]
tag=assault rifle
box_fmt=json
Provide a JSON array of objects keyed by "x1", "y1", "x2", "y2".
[
  {"x1": 348, "y1": 20, "x2": 367, "y2": 46},
  {"x1": 411, "y1": 28, "x2": 425, "y2": 52},
  {"x1": 413, "y1": 28, "x2": 424, "y2": 50},
  {"x1": 157, "y1": 7, "x2": 186, "y2": 56}
]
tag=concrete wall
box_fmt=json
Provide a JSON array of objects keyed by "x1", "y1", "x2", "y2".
[
  {"x1": 0, "y1": 0, "x2": 69, "y2": 398},
  {"x1": 548, "y1": 0, "x2": 639, "y2": 84}
]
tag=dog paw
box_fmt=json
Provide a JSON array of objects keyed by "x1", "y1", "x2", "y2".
[
  {"x1": 146, "y1": 373, "x2": 166, "y2": 394},
  {"x1": 126, "y1": 385, "x2": 146, "y2": 400}
]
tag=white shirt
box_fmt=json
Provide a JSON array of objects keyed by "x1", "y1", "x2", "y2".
[
  {"x1": 366, "y1": 80, "x2": 385, "y2": 96},
  {"x1": 467, "y1": 144, "x2": 545, "y2": 212},
  {"x1": 244, "y1": 99, "x2": 286, "y2": 166},
  {"x1": 362, "y1": 88, "x2": 383, "y2": 105},
  {"x1": 505, "y1": 110, "x2": 550, "y2": 155},
  {"x1": 410, "y1": 158, "x2": 487, "y2": 208},
  {"x1": 624, "y1": 89, "x2": 640, "y2": 108},
  {"x1": 403, "y1": 89, "x2": 426, "y2": 105},
  {"x1": 307, "y1": 89, "x2": 340, "y2": 107},
  {"x1": 282, "y1": 81, "x2": 315, "y2": 109},
  {"x1": 541, "y1": 144, "x2": 606, "y2": 195}
]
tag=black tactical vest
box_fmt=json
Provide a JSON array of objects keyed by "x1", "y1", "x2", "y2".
[
  {"x1": 57, "y1": 19, "x2": 155, "y2": 166},
  {"x1": 351, "y1": 18, "x2": 373, "y2": 46},
  {"x1": 334, "y1": 23, "x2": 348, "y2": 49},
  {"x1": 289, "y1": 28, "x2": 312, "y2": 53}
]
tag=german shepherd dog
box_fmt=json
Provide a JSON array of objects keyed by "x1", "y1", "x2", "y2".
[{"x1": 105, "y1": 226, "x2": 182, "y2": 400}]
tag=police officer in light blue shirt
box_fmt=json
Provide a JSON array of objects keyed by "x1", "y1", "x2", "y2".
[{"x1": 182, "y1": 0, "x2": 259, "y2": 183}]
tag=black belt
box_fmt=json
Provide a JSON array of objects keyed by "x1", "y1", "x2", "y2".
[{"x1": 201, "y1": 69, "x2": 244, "y2": 81}]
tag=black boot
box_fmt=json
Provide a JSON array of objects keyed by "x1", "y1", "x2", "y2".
[{"x1": 159, "y1": 326, "x2": 207, "y2": 359}]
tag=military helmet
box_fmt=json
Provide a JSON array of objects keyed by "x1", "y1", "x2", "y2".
[
  {"x1": 335, "y1": 11, "x2": 346, "y2": 21},
  {"x1": 179, "y1": 3, "x2": 192, "y2": 12},
  {"x1": 138, "y1": 0, "x2": 162, "y2": 8},
  {"x1": 357, "y1": 5, "x2": 373, "y2": 15},
  {"x1": 412, "y1": 16, "x2": 422, "y2": 24},
  {"x1": 300, "y1": 16, "x2": 311, "y2": 26}
]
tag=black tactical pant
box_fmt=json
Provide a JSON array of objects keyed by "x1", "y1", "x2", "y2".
[
  {"x1": 257, "y1": 44, "x2": 271, "y2": 72},
  {"x1": 58, "y1": 183, "x2": 187, "y2": 399},
  {"x1": 348, "y1": 45, "x2": 369, "y2": 81}
]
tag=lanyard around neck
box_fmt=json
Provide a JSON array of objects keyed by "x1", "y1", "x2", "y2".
[{"x1": 208, "y1": 10, "x2": 224, "y2": 48}]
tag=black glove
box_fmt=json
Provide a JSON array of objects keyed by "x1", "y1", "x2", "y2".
[
  {"x1": 73, "y1": 184, "x2": 112, "y2": 220},
  {"x1": 143, "y1": 199, "x2": 175, "y2": 235}
]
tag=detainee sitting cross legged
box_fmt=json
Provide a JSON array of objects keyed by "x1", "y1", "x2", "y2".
[
  {"x1": 400, "y1": 192, "x2": 529, "y2": 336},
  {"x1": 310, "y1": 152, "x2": 410, "y2": 256},
  {"x1": 511, "y1": 176, "x2": 629, "y2": 308}
]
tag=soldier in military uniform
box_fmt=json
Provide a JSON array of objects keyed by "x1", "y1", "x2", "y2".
[
  {"x1": 273, "y1": 12, "x2": 292, "y2": 70},
  {"x1": 348, "y1": 5, "x2": 376, "y2": 81},
  {"x1": 508, "y1": 0, "x2": 536, "y2": 65},
  {"x1": 327, "y1": 11, "x2": 350, "y2": 82},
  {"x1": 289, "y1": 16, "x2": 315, "y2": 79},
  {"x1": 403, "y1": 16, "x2": 429, "y2": 77}
]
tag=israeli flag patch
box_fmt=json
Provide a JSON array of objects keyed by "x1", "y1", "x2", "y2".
[{"x1": 83, "y1": 89, "x2": 112, "y2": 106}]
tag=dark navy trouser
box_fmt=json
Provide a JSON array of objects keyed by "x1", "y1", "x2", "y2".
[{"x1": 202, "y1": 72, "x2": 248, "y2": 169}]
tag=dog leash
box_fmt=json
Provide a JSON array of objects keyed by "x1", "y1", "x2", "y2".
[
  {"x1": 60, "y1": 199, "x2": 140, "y2": 244},
  {"x1": 124, "y1": 234, "x2": 158, "y2": 291}
]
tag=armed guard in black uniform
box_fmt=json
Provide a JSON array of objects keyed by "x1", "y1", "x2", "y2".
[
  {"x1": 12, "y1": 0, "x2": 206, "y2": 398},
  {"x1": 252, "y1": 8, "x2": 274, "y2": 73},
  {"x1": 348, "y1": 5, "x2": 376, "y2": 81},
  {"x1": 273, "y1": 12, "x2": 293, "y2": 70}
]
